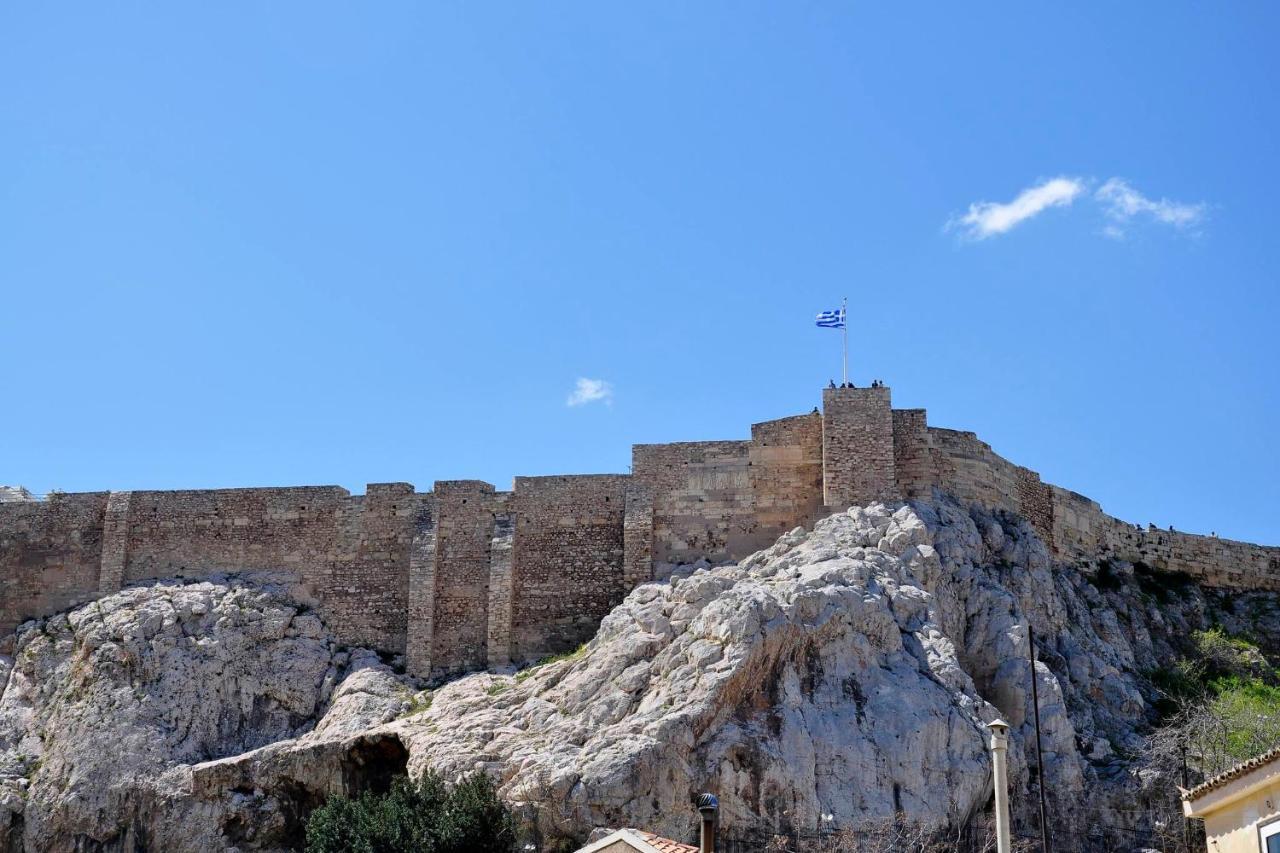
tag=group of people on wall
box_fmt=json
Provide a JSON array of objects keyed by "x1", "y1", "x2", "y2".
[{"x1": 827, "y1": 379, "x2": 885, "y2": 389}]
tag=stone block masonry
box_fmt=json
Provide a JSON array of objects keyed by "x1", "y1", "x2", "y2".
[
  {"x1": 427, "y1": 481, "x2": 500, "y2": 677},
  {"x1": 1, "y1": 492, "x2": 110, "y2": 637},
  {"x1": 822, "y1": 387, "x2": 896, "y2": 508},
  {"x1": 509, "y1": 474, "x2": 629, "y2": 663},
  {"x1": 4, "y1": 384, "x2": 1278, "y2": 680}
]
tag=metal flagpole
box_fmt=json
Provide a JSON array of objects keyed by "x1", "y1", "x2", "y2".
[{"x1": 841, "y1": 296, "x2": 848, "y2": 385}]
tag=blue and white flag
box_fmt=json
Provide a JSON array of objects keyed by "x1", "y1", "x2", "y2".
[{"x1": 815, "y1": 308, "x2": 845, "y2": 328}]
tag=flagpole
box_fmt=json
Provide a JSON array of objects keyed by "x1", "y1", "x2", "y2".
[{"x1": 841, "y1": 296, "x2": 848, "y2": 385}]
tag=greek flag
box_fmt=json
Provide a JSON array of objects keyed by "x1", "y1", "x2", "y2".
[{"x1": 815, "y1": 308, "x2": 845, "y2": 328}]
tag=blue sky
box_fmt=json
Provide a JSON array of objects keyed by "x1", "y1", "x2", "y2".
[{"x1": 2, "y1": 4, "x2": 1277, "y2": 543}]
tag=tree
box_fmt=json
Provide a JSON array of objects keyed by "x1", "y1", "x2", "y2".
[{"x1": 305, "y1": 770, "x2": 517, "y2": 853}]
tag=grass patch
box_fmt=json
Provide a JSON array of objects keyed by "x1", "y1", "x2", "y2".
[
  {"x1": 513, "y1": 643, "x2": 589, "y2": 683},
  {"x1": 401, "y1": 690, "x2": 433, "y2": 717}
]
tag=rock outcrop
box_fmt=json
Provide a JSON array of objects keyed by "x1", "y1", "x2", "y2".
[
  {"x1": 0, "y1": 577, "x2": 411, "y2": 852},
  {"x1": 2, "y1": 497, "x2": 1276, "y2": 851}
]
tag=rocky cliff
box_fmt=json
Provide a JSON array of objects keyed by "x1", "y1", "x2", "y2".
[{"x1": 2, "y1": 497, "x2": 1276, "y2": 851}]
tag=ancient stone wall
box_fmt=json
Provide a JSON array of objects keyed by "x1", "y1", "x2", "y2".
[
  {"x1": 509, "y1": 475, "x2": 629, "y2": 662},
  {"x1": 631, "y1": 440, "x2": 755, "y2": 564},
  {"x1": 749, "y1": 413, "x2": 825, "y2": 544},
  {"x1": 99, "y1": 491, "x2": 131, "y2": 595},
  {"x1": 5, "y1": 383, "x2": 1278, "y2": 680},
  {"x1": 892, "y1": 409, "x2": 941, "y2": 499},
  {"x1": 428, "y1": 481, "x2": 499, "y2": 678},
  {"x1": 120, "y1": 486, "x2": 351, "y2": 582},
  {"x1": 405, "y1": 496, "x2": 438, "y2": 676},
  {"x1": 621, "y1": 484, "x2": 654, "y2": 590},
  {"x1": 0, "y1": 492, "x2": 110, "y2": 637},
  {"x1": 486, "y1": 512, "x2": 515, "y2": 668},
  {"x1": 630, "y1": 413, "x2": 825, "y2": 567},
  {"x1": 1109, "y1": 526, "x2": 1280, "y2": 590},
  {"x1": 892, "y1": 410, "x2": 1054, "y2": 544},
  {"x1": 822, "y1": 386, "x2": 896, "y2": 508},
  {"x1": 1013, "y1": 468, "x2": 1055, "y2": 545},
  {"x1": 341, "y1": 483, "x2": 416, "y2": 652},
  {"x1": 926, "y1": 429, "x2": 1022, "y2": 513},
  {"x1": 1050, "y1": 486, "x2": 1280, "y2": 590},
  {"x1": 117, "y1": 484, "x2": 413, "y2": 653}
]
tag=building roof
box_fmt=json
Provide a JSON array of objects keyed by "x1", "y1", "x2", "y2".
[
  {"x1": 1183, "y1": 744, "x2": 1280, "y2": 801},
  {"x1": 634, "y1": 830, "x2": 698, "y2": 853},
  {"x1": 575, "y1": 828, "x2": 698, "y2": 853}
]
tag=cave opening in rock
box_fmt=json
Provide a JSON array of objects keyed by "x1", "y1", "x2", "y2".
[
  {"x1": 271, "y1": 735, "x2": 411, "y2": 849},
  {"x1": 341, "y1": 734, "x2": 410, "y2": 796}
]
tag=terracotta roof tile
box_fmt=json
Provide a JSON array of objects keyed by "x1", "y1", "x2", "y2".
[
  {"x1": 1182, "y1": 743, "x2": 1280, "y2": 801},
  {"x1": 636, "y1": 830, "x2": 699, "y2": 853}
]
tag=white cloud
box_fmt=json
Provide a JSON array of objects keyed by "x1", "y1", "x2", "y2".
[
  {"x1": 1095, "y1": 178, "x2": 1205, "y2": 237},
  {"x1": 948, "y1": 177, "x2": 1085, "y2": 240},
  {"x1": 566, "y1": 377, "x2": 613, "y2": 407}
]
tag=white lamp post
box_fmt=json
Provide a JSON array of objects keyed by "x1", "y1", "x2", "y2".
[{"x1": 988, "y1": 719, "x2": 1012, "y2": 853}]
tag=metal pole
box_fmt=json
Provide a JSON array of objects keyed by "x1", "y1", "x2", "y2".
[
  {"x1": 988, "y1": 719, "x2": 1013, "y2": 853},
  {"x1": 1029, "y1": 627, "x2": 1051, "y2": 853},
  {"x1": 840, "y1": 296, "x2": 848, "y2": 385},
  {"x1": 1181, "y1": 741, "x2": 1190, "y2": 851}
]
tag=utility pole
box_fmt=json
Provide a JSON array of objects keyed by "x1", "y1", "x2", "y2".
[
  {"x1": 1029, "y1": 627, "x2": 1051, "y2": 853},
  {"x1": 1181, "y1": 741, "x2": 1191, "y2": 851}
]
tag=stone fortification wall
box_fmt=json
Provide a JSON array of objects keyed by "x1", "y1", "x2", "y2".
[
  {"x1": 630, "y1": 412, "x2": 825, "y2": 566},
  {"x1": 509, "y1": 475, "x2": 629, "y2": 662},
  {"x1": 621, "y1": 485, "x2": 654, "y2": 590},
  {"x1": 5, "y1": 383, "x2": 1278, "y2": 680},
  {"x1": 0, "y1": 492, "x2": 110, "y2": 637},
  {"x1": 891, "y1": 406, "x2": 1280, "y2": 589},
  {"x1": 631, "y1": 440, "x2": 755, "y2": 564},
  {"x1": 426, "y1": 481, "x2": 501, "y2": 678},
  {"x1": 1050, "y1": 487, "x2": 1280, "y2": 590},
  {"x1": 116, "y1": 484, "x2": 414, "y2": 653},
  {"x1": 822, "y1": 386, "x2": 896, "y2": 508},
  {"x1": 892, "y1": 410, "x2": 1054, "y2": 544},
  {"x1": 891, "y1": 409, "x2": 941, "y2": 498},
  {"x1": 749, "y1": 413, "x2": 825, "y2": 544}
]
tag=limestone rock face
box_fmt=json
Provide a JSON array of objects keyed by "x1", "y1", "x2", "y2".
[
  {"x1": 0, "y1": 577, "x2": 410, "y2": 852},
  {"x1": 405, "y1": 504, "x2": 1004, "y2": 843},
  {"x1": 1, "y1": 499, "x2": 1272, "y2": 851}
]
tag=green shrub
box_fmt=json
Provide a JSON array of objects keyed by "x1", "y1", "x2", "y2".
[
  {"x1": 514, "y1": 643, "x2": 589, "y2": 683},
  {"x1": 1148, "y1": 625, "x2": 1280, "y2": 779},
  {"x1": 1193, "y1": 627, "x2": 1275, "y2": 684},
  {"x1": 1204, "y1": 675, "x2": 1280, "y2": 762},
  {"x1": 305, "y1": 770, "x2": 516, "y2": 853}
]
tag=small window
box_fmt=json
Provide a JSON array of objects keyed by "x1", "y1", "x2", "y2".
[{"x1": 1260, "y1": 817, "x2": 1280, "y2": 853}]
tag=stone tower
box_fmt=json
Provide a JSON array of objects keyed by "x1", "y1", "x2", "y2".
[{"x1": 821, "y1": 385, "x2": 896, "y2": 509}]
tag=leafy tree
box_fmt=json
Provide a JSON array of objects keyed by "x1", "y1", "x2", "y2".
[{"x1": 305, "y1": 770, "x2": 517, "y2": 853}]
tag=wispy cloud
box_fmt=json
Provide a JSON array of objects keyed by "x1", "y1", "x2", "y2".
[
  {"x1": 1095, "y1": 178, "x2": 1205, "y2": 238},
  {"x1": 950, "y1": 175, "x2": 1208, "y2": 243},
  {"x1": 948, "y1": 177, "x2": 1086, "y2": 240},
  {"x1": 566, "y1": 377, "x2": 613, "y2": 407}
]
